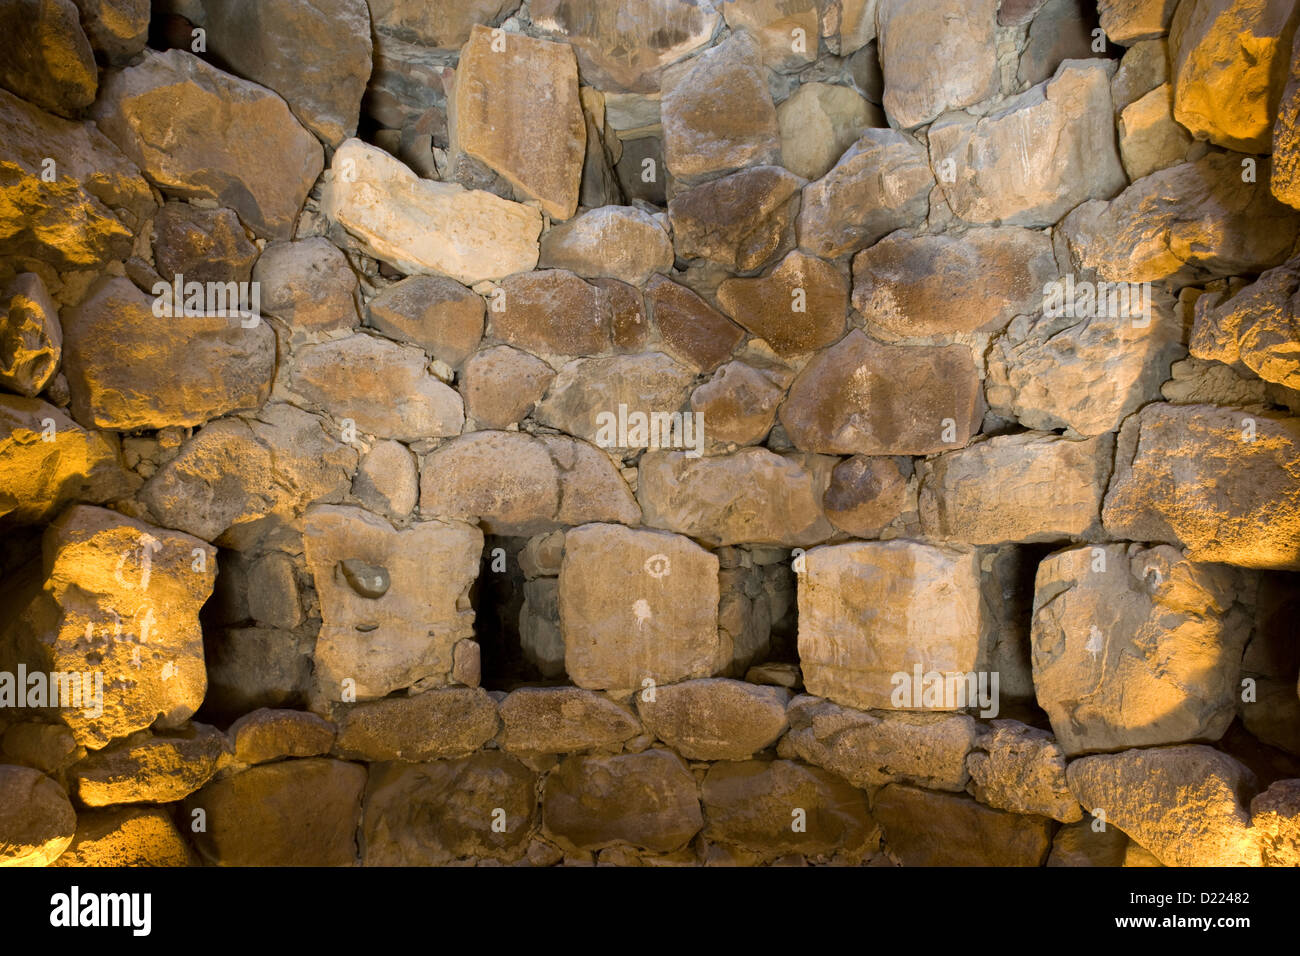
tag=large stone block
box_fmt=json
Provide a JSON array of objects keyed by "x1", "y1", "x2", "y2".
[
  {"x1": 1190, "y1": 255, "x2": 1300, "y2": 392},
  {"x1": 0, "y1": 765, "x2": 76, "y2": 867},
  {"x1": 636, "y1": 678, "x2": 790, "y2": 761},
  {"x1": 332, "y1": 687, "x2": 500, "y2": 761},
  {"x1": 874, "y1": 785, "x2": 1055, "y2": 866},
  {"x1": 498, "y1": 686, "x2": 640, "y2": 756},
  {"x1": 0, "y1": 0, "x2": 96, "y2": 116},
  {"x1": 966, "y1": 721, "x2": 1082, "y2": 823},
  {"x1": 668, "y1": 166, "x2": 804, "y2": 273}
]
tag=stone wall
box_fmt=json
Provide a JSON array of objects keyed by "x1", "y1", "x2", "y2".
[{"x1": 1, "y1": 0, "x2": 1299, "y2": 867}]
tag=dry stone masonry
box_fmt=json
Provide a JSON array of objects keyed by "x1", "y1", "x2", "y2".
[{"x1": 0, "y1": 0, "x2": 1299, "y2": 870}]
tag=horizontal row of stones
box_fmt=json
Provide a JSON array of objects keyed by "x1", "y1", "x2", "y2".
[{"x1": 3, "y1": 690, "x2": 1297, "y2": 867}]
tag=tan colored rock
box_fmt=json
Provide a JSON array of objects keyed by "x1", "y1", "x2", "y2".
[
  {"x1": 367, "y1": 275, "x2": 484, "y2": 367},
  {"x1": 1272, "y1": 29, "x2": 1300, "y2": 209},
  {"x1": 460, "y1": 346, "x2": 554, "y2": 428},
  {"x1": 1252, "y1": 780, "x2": 1300, "y2": 866},
  {"x1": 0, "y1": 0, "x2": 96, "y2": 116},
  {"x1": 875, "y1": 785, "x2": 1055, "y2": 866},
  {"x1": 1099, "y1": 0, "x2": 1179, "y2": 43},
  {"x1": 542, "y1": 749, "x2": 702, "y2": 852},
  {"x1": 668, "y1": 166, "x2": 804, "y2": 272},
  {"x1": 1118, "y1": 83, "x2": 1193, "y2": 181},
  {"x1": 71, "y1": 0, "x2": 150, "y2": 63},
  {"x1": 1161, "y1": 356, "x2": 1279, "y2": 407},
  {"x1": 1111, "y1": 38, "x2": 1170, "y2": 110},
  {"x1": 1169, "y1": 0, "x2": 1299, "y2": 153},
  {"x1": 779, "y1": 330, "x2": 982, "y2": 456},
  {"x1": 367, "y1": 0, "x2": 519, "y2": 49},
  {"x1": 1, "y1": 723, "x2": 81, "y2": 776},
  {"x1": 246, "y1": 553, "x2": 301, "y2": 630},
  {"x1": 50, "y1": 807, "x2": 194, "y2": 867},
  {"x1": 288, "y1": 334, "x2": 464, "y2": 441},
  {"x1": 185, "y1": 758, "x2": 365, "y2": 866},
  {"x1": 1, "y1": 273, "x2": 60, "y2": 398},
  {"x1": 228, "y1": 709, "x2": 335, "y2": 765},
  {"x1": 352, "y1": 440, "x2": 418, "y2": 519},
  {"x1": 822, "y1": 455, "x2": 913, "y2": 538},
  {"x1": 966, "y1": 721, "x2": 1082, "y2": 822},
  {"x1": 204, "y1": 626, "x2": 313, "y2": 719},
  {"x1": 62, "y1": 275, "x2": 275, "y2": 431},
  {"x1": 498, "y1": 687, "x2": 640, "y2": 756},
  {"x1": 1062, "y1": 153, "x2": 1300, "y2": 285},
  {"x1": 797, "y1": 541, "x2": 986, "y2": 712},
  {"x1": 1066, "y1": 745, "x2": 1262, "y2": 866},
  {"x1": 777, "y1": 83, "x2": 883, "y2": 182},
  {"x1": 542, "y1": 434, "x2": 644, "y2": 528},
  {"x1": 449, "y1": 26, "x2": 584, "y2": 220},
  {"x1": 781, "y1": 695, "x2": 978, "y2": 790},
  {"x1": 69, "y1": 724, "x2": 225, "y2": 806},
  {"x1": 531, "y1": 0, "x2": 719, "y2": 93},
  {"x1": 716, "y1": 251, "x2": 847, "y2": 357},
  {"x1": 361, "y1": 753, "x2": 536, "y2": 864},
  {"x1": 702, "y1": 759, "x2": 877, "y2": 861},
  {"x1": 305, "y1": 505, "x2": 481, "y2": 701},
  {"x1": 644, "y1": 277, "x2": 746, "y2": 372},
  {"x1": 0, "y1": 765, "x2": 75, "y2": 867},
  {"x1": 489, "y1": 270, "x2": 609, "y2": 358},
  {"x1": 661, "y1": 30, "x2": 780, "y2": 184},
  {"x1": 93, "y1": 50, "x2": 323, "y2": 239},
  {"x1": 637, "y1": 448, "x2": 837, "y2": 548},
  {"x1": 1190, "y1": 256, "x2": 1300, "y2": 391},
  {"x1": 918, "y1": 432, "x2": 1112, "y2": 545},
  {"x1": 723, "y1": 0, "x2": 820, "y2": 71},
  {"x1": 637, "y1": 679, "x2": 789, "y2": 761},
  {"x1": 796, "y1": 129, "x2": 932, "y2": 259},
  {"x1": 254, "y1": 238, "x2": 359, "y2": 339},
  {"x1": 1017, "y1": 0, "x2": 1098, "y2": 88},
  {"x1": 559, "y1": 524, "x2": 721, "y2": 691},
  {"x1": 333, "y1": 687, "x2": 499, "y2": 761},
  {"x1": 1046, "y1": 818, "x2": 1131, "y2": 866},
  {"x1": 538, "y1": 206, "x2": 674, "y2": 287},
  {"x1": 876, "y1": 0, "x2": 999, "y2": 129},
  {"x1": 1102, "y1": 403, "x2": 1300, "y2": 570},
  {"x1": 0, "y1": 505, "x2": 215, "y2": 749},
  {"x1": 152, "y1": 202, "x2": 259, "y2": 285},
  {"x1": 322, "y1": 139, "x2": 541, "y2": 284},
  {"x1": 853, "y1": 228, "x2": 1056, "y2": 339},
  {"x1": 929, "y1": 60, "x2": 1124, "y2": 228},
  {"x1": 0, "y1": 87, "x2": 155, "y2": 270},
  {"x1": 600, "y1": 278, "x2": 652, "y2": 351},
  {"x1": 688, "y1": 361, "x2": 788, "y2": 447}
]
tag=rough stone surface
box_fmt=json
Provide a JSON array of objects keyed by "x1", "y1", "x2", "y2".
[
  {"x1": 688, "y1": 361, "x2": 788, "y2": 447},
  {"x1": 0, "y1": 765, "x2": 76, "y2": 867},
  {"x1": 488, "y1": 270, "x2": 609, "y2": 358},
  {"x1": 637, "y1": 679, "x2": 789, "y2": 761},
  {"x1": 644, "y1": 278, "x2": 746, "y2": 372},
  {"x1": 71, "y1": 0, "x2": 150, "y2": 64},
  {"x1": 668, "y1": 166, "x2": 804, "y2": 273},
  {"x1": 1099, "y1": 0, "x2": 1179, "y2": 43},
  {"x1": 333, "y1": 688, "x2": 499, "y2": 761},
  {"x1": 498, "y1": 687, "x2": 641, "y2": 756},
  {"x1": 255, "y1": 238, "x2": 359, "y2": 339},
  {"x1": 69, "y1": 724, "x2": 225, "y2": 806},
  {"x1": 1190, "y1": 256, "x2": 1300, "y2": 391},
  {"x1": 367, "y1": 275, "x2": 484, "y2": 367},
  {"x1": 966, "y1": 721, "x2": 1083, "y2": 822},
  {"x1": 1252, "y1": 780, "x2": 1300, "y2": 867},
  {"x1": 538, "y1": 206, "x2": 674, "y2": 287},
  {"x1": 0, "y1": 0, "x2": 97, "y2": 116},
  {"x1": 229, "y1": 709, "x2": 337, "y2": 765},
  {"x1": 1273, "y1": 27, "x2": 1300, "y2": 209},
  {"x1": 875, "y1": 785, "x2": 1055, "y2": 866},
  {"x1": 1118, "y1": 83, "x2": 1193, "y2": 181},
  {"x1": 353, "y1": 440, "x2": 418, "y2": 519},
  {"x1": 777, "y1": 82, "x2": 884, "y2": 182},
  {"x1": 50, "y1": 807, "x2": 194, "y2": 867},
  {"x1": 459, "y1": 346, "x2": 554, "y2": 428},
  {"x1": 1, "y1": 273, "x2": 62, "y2": 398},
  {"x1": 152, "y1": 203, "x2": 258, "y2": 285},
  {"x1": 716, "y1": 251, "x2": 847, "y2": 357},
  {"x1": 822, "y1": 455, "x2": 914, "y2": 538}
]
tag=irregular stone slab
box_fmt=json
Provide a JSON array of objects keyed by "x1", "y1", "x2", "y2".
[
  {"x1": 196, "y1": 0, "x2": 371, "y2": 146},
  {"x1": 305, "y1": 505, "x2": 481, "y2": 701},
  {"x1": 69, "y1": 724, "x2": 225, "y2": 806},
  {"x1": 716, "y1": 251, "x2": 847, "y2": 357},
  {"x1": 822, "y1": 455, "x2": 914, "y2": 538},
  {"x1": 0, "y1": 506, "x2": 215, "y2": 749},
  {"x1": 918, "y1": 432, "x2": 1113, "y2": 545},
  {"x1": 498, "y1": 687, "x2": 640, "y2": 755},
  {"x1": 322, "y1": 139, "x2": 541, "y2": 284},
  {"x1": 204, "y1": 626, "x2": 313, "y2": 719},
  {"x1": 779, "y1": 330, "x2": 982, "y2": 456},
  {"x1": 702, "y1": 759, "x2": 876, "y2": 860},
  {"x1": 449, "y1": 26, "x2": 584, "y2": 220},
  {"x1": 1032, "y1": 544, "x2": 1255, "y2": 755},
  {"x1": 61, "y1": 276, "x2": 275, "y2": 431},
  {"x1": 637, "y1": 679, "x2": 789, "y2": 761},
  {"x1": 1169, "y1": 0, "x2": 1300, "y2": 153},
  {"x1": 1017, "y1": 0, "x2": 1098, "y2": 88},
  {"x1": 637, "y1": 448, "x2": 836, "y2": 548},
  {"x1": 244, "y1": 554, "x2": 303, "y2": 629},
  {"x1": 139, "y1": 403, "x2": 357, "y2": 544},
  {"x1": 1111, "y1": 37, "x2": 1170, "y2": 109},
  {"x1": 836, "y1": 0, "x2": 882, "y2": 50},
  {"x1": 722, "y1": 0, "x2": 819, "y2": 71},
  {"x1": 688, "y1": 361, "x2": 788, "y2": 447},
  {"x1": 2, "y1": 273, "x2": 61, "y2": 397},
  {"x1": 986, "y1": 288, "x2": 1185, "y2": 437},
  {"x1": 353, "y1": 440, "x2": 418, "y2": 519},
  {"x1": 1065, "y1": 745, "x2": 1262, "y2": 866},
  {"x1": 559, "y1": 524, "x2": 721, "y2": 691},
  {"x1": 796, "y1": 129, "x2": 932, "y2": 259},
  {"x1": 228, "y1": 709, "x2": 336, "y2": 765},
  {"x1": 288, "y1": 334, "x2": 464, "y2": 441},
  {"x1": 420, "y1": 431, "x2": 638, "y2": 535},
  {"x1": 797, "y1": 542, "x2": 985, "y2": 712},
  {"x1": 0, "y1": 765, "x2": 75, "y2": 866},
  {"x1": 542, "y1": 749, "x2": 702, "y2": 852},
  {"x1": 1252, "y1": 780, "x2": 1300, "y2": 867},
  {"x1": 94, "y1": 49, "x2": 323, "y2": 239},
  {"x1": 876, "y1": 0, "x2": 999, "y2": 129},
  {"x1": 967, "y1": 721, "x2": 1082, "y2": 822},
  {"x1": 0, "y1": 0, "x2": 96, "y2": 116},
  {"x1": 362, "y1": 753, "x2": 536, "y2": 864},
  {"x1": 777, "y1": 82, "x2": 884, "y2": 182},
  {"x1": 489, "y1": 270, "x2": 609, "y2": 358},
  {"x1": 783, "y1": 695, "x2": 977, "y2": 790},
  {"x1": 1102, "y1": 403, "x2": 1300, "y2": 569},
  {"x1": 333, "y1": 687, "x2": 499, "y2": 761},
  {"x1": 1046, "y1": 817, "x2": 1131, "y2": 866},
  {"x1": 1061, "y1": 153, "x2": 1300, "y2": 284},
  {"x1": 538, "y1": 206, "x2": 674, "y2": 287},
  {"x1": 929, "y1": 59, "x2": 1124, "y2": 228},
  {"x1": 185, "y1": 758, "x2": 365, "y2": 866},
  {"x1": 0, "y1": 87, "x2": 155, "y2": 269},
  {"x1": 0, "y1": 397, "x2": 130, "y2": 526},
  {"x1": 367, "y1": 275, "x2": 484, "y2": 367},
  {"x1": 367, "y1": 0, "x2": 519, "y2": 49},
  {"x1": 661, "y1": 30, "x2": 779, "y2": 184},
  {"x1": 254, "y1": 238, "x2": 359, "y2": 339},
  {"x1": 1190, "y1": 255, "x2": 1300, "y2": 391},
  {"x1": 1273, "y1": 28, "x2": 1300, "y2": 209},
  {"x1": 1099, "y1": 0, "x2": 1179, "y2": 42},
  {"x1": 71, "y1": 0, "x2": 150, "y2": 63},
  {"x1": 853, "y1": 228, "x2": 1056, "y2": 339},
  {"x1": 459, "y1": 346, "x2": 554, "y2": 428},
  {"x1": 1118, "y1": 83, "x2": 1192, "y2": 181},
  {"x1": 644, "y1": 277, "x2": 746, "y2": 372},
  {"x1": 152, "y1": 202, "x2": 259, "y2": 285},
  {"x1": 49, "y1": 807, "x2": 194, "y2": 867},
  {"x1": 875, "y1": 785, "x2": 1055, "y2": 866},
  {"x1": 668, "y1": 165, "x2": 803, "y2": 273}
]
